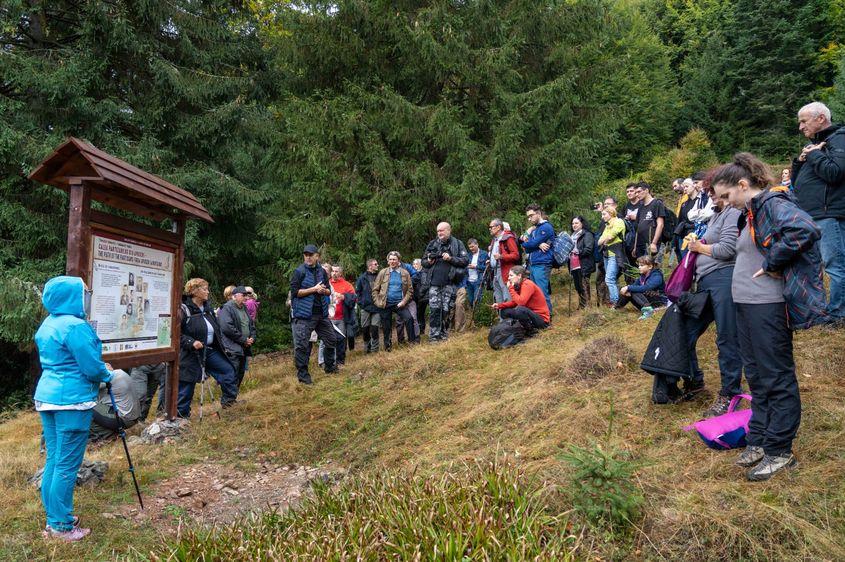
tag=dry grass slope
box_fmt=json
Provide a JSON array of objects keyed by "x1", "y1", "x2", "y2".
[{"x1": 0, "y1": 290, "x2": 844, "y2": 560}]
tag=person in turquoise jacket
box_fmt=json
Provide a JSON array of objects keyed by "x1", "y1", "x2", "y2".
[{"x1": 34, "y1": 275, "x2": 113, "y2": 541}]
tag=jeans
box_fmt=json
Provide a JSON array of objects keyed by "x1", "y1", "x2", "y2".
[
  {"x1": 39, "y1": 408, "x2": 94, "y2": 531},
  {"x1": 817, "y1": 218, "x2": 845, "y2": 319},
  {"x1": 500, "y1": 306, "x2": 549, "y2": 331},
  {"x1": 293, "y1": 316, "x2": 338, "y2": 381},
  {"x1": 177, "y1": 347, "x2": 239, "y2": 417},
  {"x1": 428, "y1": 285, "x2": 456, "y2": 341},
  {"x1": 604, "y1": 255, "x2": 620, "y2": 304},
  {"x1": 529, "y1": 264, "x2": 552, "y2": 313},
  {"x1": 466, "y1": 279, "x2": 483, "y2": 308},
  {"x1": 736, "y1": 303, "x2": 800, "y2": 456},
  {"x1": 686, "y1": 267, "x2": 744, "y2": 396}
]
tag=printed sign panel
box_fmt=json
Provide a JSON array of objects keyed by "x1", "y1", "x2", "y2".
[{"x1": 89, "y1": 230, "x2": 175, "y2": 354}]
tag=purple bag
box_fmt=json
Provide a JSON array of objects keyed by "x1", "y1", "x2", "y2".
[
  {"x1": 683, "y1": 394, "x2": 753, "y2": 450},
  {"x1": 665, "y1": 244, "x2": 702, "y2": 302}
]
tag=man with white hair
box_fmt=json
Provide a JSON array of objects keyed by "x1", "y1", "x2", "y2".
[
  {"x1": 422, "y1": 222, "x2": 469, "y2": 341},
  {"x1": 792, "y1": 101, "x2": 845, "y2": 320}
]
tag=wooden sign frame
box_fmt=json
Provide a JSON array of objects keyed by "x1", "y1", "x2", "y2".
[{"x1": 30, "y1": 139, "x2": 212, "y2": 419}]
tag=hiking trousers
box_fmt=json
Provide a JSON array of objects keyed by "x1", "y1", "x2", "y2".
[
  {"x1": 39, "y1": 408, "x2": 94, "y2": 532},
  {"x1": 428, "y1": 284, "x2": 455, "y2": 341},
  {"x1": 293, "y1": 316, "x2": 338, "y2": 381},
  {"x1": 736, "y1": 303, "x2": 800, "y2": 456},
  {"x1": 500, "y1": 306, "x2": 548, "y2": 331}
]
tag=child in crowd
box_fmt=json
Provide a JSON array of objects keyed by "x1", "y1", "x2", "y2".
[{"x1": 615, "y1": 256, "x2": 667, "y2": 319}]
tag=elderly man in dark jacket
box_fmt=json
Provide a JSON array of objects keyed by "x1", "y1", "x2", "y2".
[
  {"x1": 792, "y1": 101, "x2": 845, "y2": 320},
  {"x1": 422, "y1": 222, "x2": 469, "y2": 342},
  {"x1": 217, "y1": 285, "x2": 257, "y2": 389}
]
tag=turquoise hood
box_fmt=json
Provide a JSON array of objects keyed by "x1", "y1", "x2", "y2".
[
  {"x1": 42, "y1": 276, "x2": 86, "y2": 318},
  {"x1": 34, "y1": 275, "x2": 111, "y2": 406}
]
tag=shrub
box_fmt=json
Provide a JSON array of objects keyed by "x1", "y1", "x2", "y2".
[
  {"x1": 561, "y1": 443, "x2": 643, "y2": 531},
  {"x1": 564, "y1": 336, "x2": 635, "y2": 382}
]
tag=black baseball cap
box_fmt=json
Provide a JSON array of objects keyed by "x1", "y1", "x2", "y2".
[
  {"x1": 232, "y1": 286, "x2": 247, "y2": 295},
  {"x1": 303, "y1": 244, "x2": 318, "y2": 254}
]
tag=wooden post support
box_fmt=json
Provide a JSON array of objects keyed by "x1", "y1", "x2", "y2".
[
  {"x1": 66, "y1": 179, "x2": 92, "y2": 283},
  {"x1": 165, "y1": 217, "x2": 186, "y2": 420}
]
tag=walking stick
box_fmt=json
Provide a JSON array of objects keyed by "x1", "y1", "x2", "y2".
[
  {"x1": 197, "y1": 347, "x2": 207, "y2": 423},
  {"x1": 106, "y1": 382, "x2": 144, "y2": 509}
]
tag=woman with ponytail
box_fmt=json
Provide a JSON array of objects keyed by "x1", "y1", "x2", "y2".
[{"x1": 710, "y1": 152, "x2": 827, "y2": 482}]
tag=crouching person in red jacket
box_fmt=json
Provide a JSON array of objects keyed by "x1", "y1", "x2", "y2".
[{"x1": 491, "y1": 266, "x2": 550, "y2": 335}]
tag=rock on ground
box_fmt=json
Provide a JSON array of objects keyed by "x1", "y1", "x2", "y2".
[
  {"x1": 139, "y1": 418, "x2": 190, "y2": 444},
  {"x1": 29, "y1": 459, "x2": 109, "y2": 489}
]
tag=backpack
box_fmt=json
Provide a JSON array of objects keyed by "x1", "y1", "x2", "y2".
[
  {"x1": 551, "y1": 231, "x2": 574, "y2": 268},
  {"x1": 661, "y1": 205, "x2": 677, "y2": 243},
  {"x1": 683, "y1": 394, "x2": 753, "y2": 450},
  {"x1": 488, "y1": 319, "x2": 526, "y2": 349},
  {"x1": 623, "y1": 219, "x2": 636, "y2": 253}
]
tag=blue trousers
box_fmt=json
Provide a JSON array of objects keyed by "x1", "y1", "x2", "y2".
[
  {"x1": 817, "y1": 218, "x2": 845, "y2": 319},
  {"x1": 466, "y1": 279, "x2": 483, "y2": 308},
  {"x1": 529, "y1": 264, "x2": 552, "y2": 313},
  {"x1": 177, "y1": 347, "x2": 238, "y2": 417},
  {"x1": 603, "y1": 256, "x2": 620, "y2": 304},
  {"x1": 686, "y1": 267, "x2": 744, "y2": 396},
  {"x1": 39, "y1": 409, "x2": 94, "y2": 531}
]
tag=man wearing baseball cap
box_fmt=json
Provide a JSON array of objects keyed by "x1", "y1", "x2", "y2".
[
  {"x1": 218, "y1": 285, "x2": 257, "y2": 388},
  {"x1": 289, "y1": 245, "x2": 338, "y2": 384}
]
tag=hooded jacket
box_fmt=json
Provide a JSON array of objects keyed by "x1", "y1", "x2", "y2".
[
  {"x1": 792, "y1": 124, "x2": 845, "y2": 220},
  {"x1": 520, "y1": 221, "x2": 555, "y2": 266},
  {"x1": 488, "y1": 230, "x2": 520, "y2": 282},
  {"x1": 748, "y1": 187, "x2": 828, "y2": 330},
  {"x1": 34, "y1": 276, "x2": 112, "y2": 406}
]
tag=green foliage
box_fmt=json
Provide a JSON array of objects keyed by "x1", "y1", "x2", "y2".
[
  {"x1": 830, "y1": 54, "x2": 845, "y2": 120},
  {"x1": 641, "y1": 128, "x2": 719, "y2": 199},
  {"x1": 154, "y1": 461, "x2": 577, "y2": 560},
  {"x1": 561, "y1": 442, "x2": 643, "y2": 531}
]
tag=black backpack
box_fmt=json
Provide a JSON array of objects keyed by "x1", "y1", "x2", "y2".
[
  {"x1": 488, "y1": 319, "x2": 526, "y2": 349},
  {"x1": 659, "y1": 201, "x2": 677, "y2": 243}
]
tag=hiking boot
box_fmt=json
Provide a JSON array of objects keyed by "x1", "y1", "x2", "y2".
[
  {"x1": 638, "y1": 306, "x2": 655, "y2": 320},
  {"x1": 298, "y1": 375, "x2": 313, "y2": 385},
  {"x1": 735, "y1": 445, "x2": 765, "y2": 467},
  {"x1": 746, "y1": 453, "x2": 797, "y2": 481},
  {"x1": 682, "y1": 378, "x2": 706, "y2": 401},
  {"x1": 43, "y1": 525, "x2": 90, "y2": 541},
  {"x1": 703, "y1": 395, "x2": 732, "y2": 418}
]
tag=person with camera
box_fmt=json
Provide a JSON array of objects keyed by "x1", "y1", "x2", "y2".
[
  {"x1": 217, "y1": 285, "x2": 256, "y2": 389},
  {"x1": 290, "y1": 244, "x2": 338, "y2": 384},
  {"x1": 422, "y1": 222, "x2": 469, "y2": 342}
]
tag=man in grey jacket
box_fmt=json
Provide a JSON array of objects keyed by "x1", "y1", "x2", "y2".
[
  {"x1": 217, "y1": 286, "x2": 256, "y2": 389},
  {"x1": 685, "y1": 189, "x2": 744, "y2": 416}
]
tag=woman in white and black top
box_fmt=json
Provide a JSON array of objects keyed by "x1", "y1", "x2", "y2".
[{"x1": 568, "y1": 216, "x2": 595, "y2": 309}]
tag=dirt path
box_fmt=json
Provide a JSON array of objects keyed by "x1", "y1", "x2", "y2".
[{"x1": 114, "y1": 452, "x2": 344, "y2": 530}]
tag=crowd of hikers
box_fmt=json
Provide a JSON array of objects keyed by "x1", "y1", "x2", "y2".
[{"x1": 30, "y1": 101, "x2": 845, "y2": 539}]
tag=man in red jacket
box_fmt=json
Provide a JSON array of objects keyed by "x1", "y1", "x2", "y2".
[
  {"x1": 487, "y1": 218, "x2": 520, "y2": 305},
  {"x1": 492, "y1": 266, "x2": 550, "y2": 334}
]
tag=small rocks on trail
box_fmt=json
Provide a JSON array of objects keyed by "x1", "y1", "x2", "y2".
[
  {"x1": 123, "y1": 459, "x2": 346, "y2": 530},
  {"x1": 30, "y1": 459, "x2": 109, "y2": 489},
  {"x1": 138, "y1": 418, "x2": 190, "y2": 445}
]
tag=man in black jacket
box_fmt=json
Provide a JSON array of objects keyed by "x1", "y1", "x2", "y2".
[
  {"x1": 422, "y1": 222, "x2": 469, "y2": 342},
  {"x1": 793, "y1": 101, "x2": 845, "y2": 320},
  {"x1": 217, "y1": 286, "x2": 257, "y2": 389},
  {"x1": 355, "y1": 258, "x2": 381, "y2": 353}
]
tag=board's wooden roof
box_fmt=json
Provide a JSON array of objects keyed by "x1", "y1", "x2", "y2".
[{"x1": 29, "y1": 137, "x2": 213, "y2": 223}]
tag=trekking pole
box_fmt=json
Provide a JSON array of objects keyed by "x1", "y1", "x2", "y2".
[
  {"x1": 198, "y1": 347, "x2": 207, "y2": 423},
  {"x1": 106, "y1": 382, "x2": 144, "y2": 509}
]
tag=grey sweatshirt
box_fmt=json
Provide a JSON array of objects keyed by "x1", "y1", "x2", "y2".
[{"x1": 695, "y1": 206, "x2": 741, "y2": 281}]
